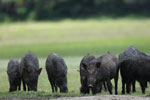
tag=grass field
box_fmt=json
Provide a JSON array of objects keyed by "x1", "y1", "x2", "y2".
[
  {"x1": 0, "y1": 18, "x2": 150, "y2": 98},
  {"x1": 0, "y1": 18, "x2": 150, "y2": 58}
]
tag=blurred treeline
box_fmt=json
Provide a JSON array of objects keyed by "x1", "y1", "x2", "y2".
[{"x1": 0, "y1": 0, "x2": 150, "y2": 21}]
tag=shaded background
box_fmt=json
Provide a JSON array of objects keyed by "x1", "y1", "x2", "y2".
[
  {"x1": 0, "y1": 0, "x2": 150, "y2": 58},
  {"x1": 0, "y1": 0, "x2": 150, "y2": 21}
]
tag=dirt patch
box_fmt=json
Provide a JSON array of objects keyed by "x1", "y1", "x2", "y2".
[
  {"x1": 1, "y1": 95, "x2": 150, "y2": 100},
  {"x1": 51, "y1": 95, "x2": 150, "y2": 100}
]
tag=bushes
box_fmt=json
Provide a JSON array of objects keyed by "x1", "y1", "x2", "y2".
[{"x1": 0, "y1": 0, "x2": 150, "y2": 21}]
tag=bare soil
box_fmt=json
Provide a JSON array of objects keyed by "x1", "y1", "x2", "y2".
[{"x1": 1, "y1": 95, "x2": 150, "y2": 100}]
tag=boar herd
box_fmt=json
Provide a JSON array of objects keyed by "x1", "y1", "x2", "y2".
[
  {"x1": 7, "y1": 52, "x2": 68, "y2": 93},
  {"x1": 6, "y1": 46, "x2": 150, "y2": 95}
]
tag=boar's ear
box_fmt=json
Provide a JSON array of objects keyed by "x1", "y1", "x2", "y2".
[
  {"x1": 37, "y1": 68, "x2": 42, "y2": 75},
  {"x1": 82, "y1": 63, "x2": 87, "y2": 70},
  {"x1": 7, "y1": 71, "x2": 10, "y2": 75},
  {"x1": 96, "y1": 62, "x2": 101, "y2": 68}
]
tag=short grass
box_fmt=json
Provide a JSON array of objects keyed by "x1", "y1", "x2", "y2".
[
  {"x1": 0, "y1": 18, "x2": 150, "y2": 58},
  {"x1": 0, "y1": 18, "x2": 150, "y2": 98}
]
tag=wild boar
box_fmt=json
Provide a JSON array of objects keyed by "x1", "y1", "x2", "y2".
[
  {"x1": 20, "y1": 52, "x2": 42, "y2": 91},
  {"x1": 46, "y1": 53, "x2": 68, "y2": 93},
  {"x1": 7, "y1": 59, "x2": 21, "y2": 92},
  {"x1": 118, "y1": 57, "x2": 150, "y2": 94},
  {"x1": 80, "y1": 54, "x2": 96, "y2": 94},
  {"x1": 119, "y1": 46, "x2": 149, "y2": 93},
  {"x1": 80, "y1": 53, "x2": 118, "y2": 94}
]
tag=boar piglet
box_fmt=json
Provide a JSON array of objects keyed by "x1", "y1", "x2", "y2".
[{"x1": 7, "y1": 59, "x2": 21, "y2": 92}]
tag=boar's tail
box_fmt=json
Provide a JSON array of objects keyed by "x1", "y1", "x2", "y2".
[
  {"x1": 116, "y1": 63, "x2": 119, "y2": 80},
  {"x1": 116, "y1": 61, "x2": 121, "y2": 80},
  {"x1": 116, "y1": 60, "x2": 126, "y2": 79}
]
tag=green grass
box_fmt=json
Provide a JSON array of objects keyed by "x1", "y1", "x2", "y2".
[
  {"x1": 0, "y1": 18, "x2": 150, "y2": 58},
  {"x1": 0, "y1": 18, "x2": 150, "y2": 98}
]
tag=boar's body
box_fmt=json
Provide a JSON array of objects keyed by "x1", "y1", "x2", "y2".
[
  {"x1": 119, "y1": 46, "x2": 148, "y2": 61},
  {"x1": 118, "y1": 57, "x2": 150, "y2": 94},
  {"x1": 7, "y1": 59, "x2": 21, "y2": 92},
  {"x1": 46, "y1": 53, "x2": 68, "y2": 93},
  {"x1": 97, "y1": 53, "x2": 118, "y2": 94},
  {"x1": 20, "y1": 52, "x2": 42, "y2": 91},
  {"x1": 119, "y1": 46, "x2": 149, "y2": 93},
  {"x1": 97, "y1": 54, "x2": 118, "y2": 80}
]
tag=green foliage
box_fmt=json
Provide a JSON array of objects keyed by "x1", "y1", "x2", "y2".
[{"x1": 0, "y1": 0, "x2": 150, "y2": 21}]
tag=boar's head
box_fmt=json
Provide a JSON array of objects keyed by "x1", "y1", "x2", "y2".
[
  {"x1": 57, "y1": 77, "x2": 68, "y2": 93},
  {"x1": 56, "y1": 69, "x2": 68, "y2": 93},
  {"x1": 82, "y1": 61, "x2": 101, "y2": 89}
]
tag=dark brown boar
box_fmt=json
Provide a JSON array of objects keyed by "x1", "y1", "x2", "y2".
[
  {"x1": 119, "y1": 46, "x2": 149, "y2": 93},
  {"x1": 81, "y1": 53, "x2": 118, "y2": 94},
  {"x1": 7, "y1": 59, "x2": 21, "y2": 92},
  {"x1": 80, "y1": 54, "x2": 96, "y2": 94},
  {"x1": 20, "y1": 52, "x2": 42, "y2": 91},
  {"x1": 46, "y1": 53, "x2": 68, "y2": 93}
]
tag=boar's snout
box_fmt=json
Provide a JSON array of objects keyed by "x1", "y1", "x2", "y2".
[
  {"x1": 87, "y1": 75, "x2": 96, "y2": 89},
  {"x1": 64, "y1": 88, "x2": 68, "y2": 93},
  {"x1": 60, "y1": 87, "x2": 68, "y2": 93},
  {"x1": 88, "y1": 84, "x2": 93, "y2": 88}
]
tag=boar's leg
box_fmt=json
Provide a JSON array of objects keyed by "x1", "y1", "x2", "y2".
[
  {"x1": 126, "y1": 81, "x2": 131, "y2": 94},
  {"x1": 27, "y1": 85, "x2": 30, "y2": 91},
  {"x1": 139, "y1": 81, "x2": 146, "y2": 94},
  {"x1": 103, "y1": 81, "x2": 107, "y2": 91},
  {"x1": 80, "y1": 85, "x2": 89, "y2": 94},
  {"x1": 145, "y1": 81, "x2": 148, "y2": 88},
  {"x1": 132, "y1": 80, "x2": 136, "y2": 93},
  {"x1": 22, "y1": 78, "x2": 26, "y2": 91},
  {"x1": 18, "y1": 78, "x2": 21, "y2": 91},
  {"x1": 95, "y1": 82, "x2": 102, "y2": 94},
  {"x1": 121, "y1": 79, "x2": 126, "y2": 94},
  {"x1": 92, "y1": 82, "x2": 102, "y2": 95},
  {"x1": 106, "y1": 79, "x2": 112, "y2": 94},
  {"x1": 50, "y1": 80, "x2": 55, "y2": 92},
  {"x1": 9, "y1": 85, "x2": 17, "y2": 92},
  {"x1": 48, "y1": 76, "x2": 55, "y2": 92},
  {"x1": 54, "y1": 84, "x2": 58, "y2": 92},
  {"x1": 114, "y1": 75, "x2": 118, "y2": 95},
  {"x1": 9, "y1": 85, "x2": 13, "y2": 92},
  {"x1": 18, "y1": 85, "x2": 21, "y2": 91},
  {"x1": 92, "y1": 88, "x2": 96, "y2": 95},
  {"x1": 50, "y1": 82, "x2": 55, "y2": 92}
]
